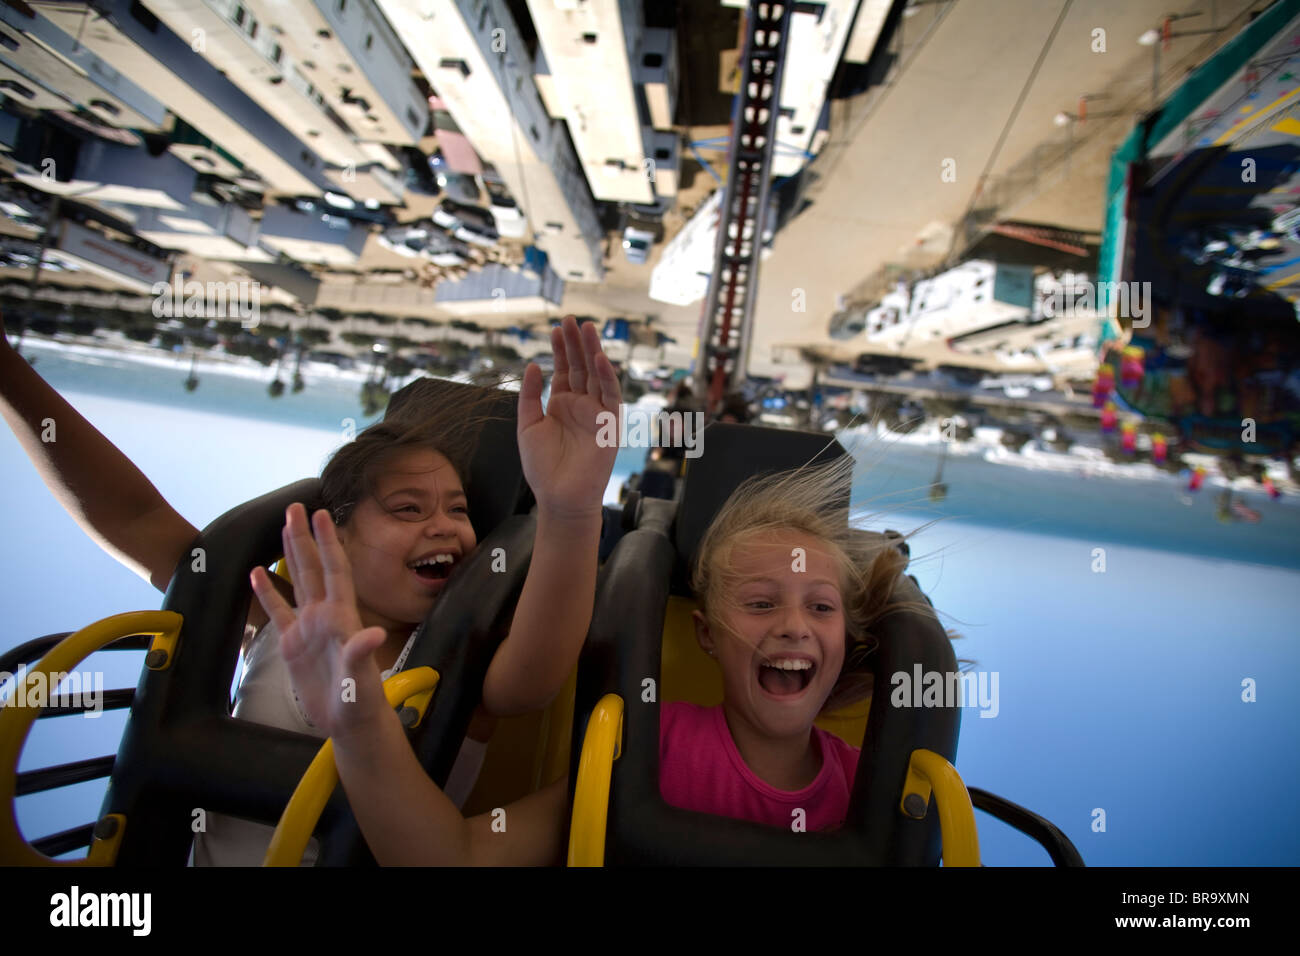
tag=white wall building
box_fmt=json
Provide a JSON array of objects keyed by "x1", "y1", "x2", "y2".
[
  {"x1": 13, "y1": 139, "x2": 197, "y2": 209},
  {"x1": 375, "y1": 0, "x2": 604, "y2": 282},
  {"x1": 0, "y1": 3, "x2": 167, "y2": 131},
  {"x1": 950, "y1": 273, "x2": 1103, "y2": 378},
  {"x1": 258, "y1": 202, "x2": 369, "y2": 265},
  {"x1": 842, "y1": 0, "x2": 895, "y2": 64},
  {"x1": 140, "y1": 0, "x2": 378, "y2": 172},
  {"x1": 862, "y1": 286, "x2": 911, "y2": 337},
  {"x1": 638, "y1": 27, "x2": 676, "y2": 131},
  {"x1": 650, "y1": 188, "x2": 720, "y2": 306},
  {"x1": 230, "y1": 0, "x2": 429, "y2": 147},
  {"x1": 649, "y1": 187, "x2": 775, "y2": 306},
  {"x1": 867, "y1": 260, "x2": 1037, "y2": 350},
  {"x1": 769, "y1": 0, "x2": 860, "y2": 178},
  {"x1": 31, "y1": 0, "x2": 335, "y2": 197},
  {"x1": 527, "y1": 0, "x2": 654, "y2": 204},
  {"x1": 52, "y1": 219, "x2": 172, "y2": 293},
  {"x1": 119, "y1": 201, "x2": 275, "y2": 261},
  {"x1": 721, "y1": 0, "x2": 883, "y2": 178}
]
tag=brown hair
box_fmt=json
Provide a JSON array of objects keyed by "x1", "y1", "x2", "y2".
[
  {"x1": 689, "y1": 452, "x2": 963, "y2": 714},
  {"x1": 319, "y1": 375, "x2": 514, "y2": 529}
]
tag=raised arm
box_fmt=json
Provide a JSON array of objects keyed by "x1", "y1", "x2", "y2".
[
  {"x1": 333, "y1": 705, "x2": 568, "y2": 866},
  {"x1": 480, "y1": 317, "x2": 621, "y2": 717},
  {"x1": 254, "y1": 504, "x2": 569, "y2": 865},
  {"x1": 0, "y1": 315, "x2": 198, "y2": 592}
]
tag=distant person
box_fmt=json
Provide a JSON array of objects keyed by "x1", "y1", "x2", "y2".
[
  {"x1": 657, "y1": 380, "x2": 700, "y2": 466},
  {"x1": 719, "y1": 391, "x2": 751, "y2": 424}
]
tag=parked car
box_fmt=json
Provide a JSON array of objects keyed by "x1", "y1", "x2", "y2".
[
  {"x1": 852, "y1": 353, "x2": 922, "y2": 376},
  {"x1": 377, "y1": 223, "x2": 429, "y2": 258},
  {"x1": 486, "y1": 192, "x2": 527, "y2": 239},
  {"x1": 454, "y1": 224, "x2": 498, "y2": 247},
  {"x1": 433, "y1": 199, "x2": 496, "y2": 234},
  {"x1": 400, "y1": 147, "x2": 439, "y2": 196},
  {"x1": 436, "y1": 171, "x2": 481, "y2": 204},
  {"x1": 828, "y1": 308, "x2": 867, "y2": 340},
  {"x1": 935, "y1": 364, "x2": 986, "y2": 386}
]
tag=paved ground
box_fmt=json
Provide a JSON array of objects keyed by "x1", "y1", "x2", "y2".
[{"x1": 742, "y1": 0, "x2": 1261, "y2": 379}]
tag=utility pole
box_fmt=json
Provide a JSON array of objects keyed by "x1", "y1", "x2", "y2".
[{"x1": 15, "y1": 193, "x2": 63, "y2": 358}]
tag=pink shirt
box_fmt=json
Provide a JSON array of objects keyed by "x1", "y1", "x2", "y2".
[{"x1": 659, "y1": 701, "x2": 861, "y2": 831}]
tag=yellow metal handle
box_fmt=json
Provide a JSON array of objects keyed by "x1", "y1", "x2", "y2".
[
  {"x1": 264, "y1": 666, "x2": 440, "y2": 867},
  {"x1": 566, "y1": 694, "x2": 623, "y2": 867},
  {"x1": 901, "y1": 748, "x2": 981, "y2": 867},
  {"x1": 0, "y1": 611, "x2": 183, "y2": 866}
]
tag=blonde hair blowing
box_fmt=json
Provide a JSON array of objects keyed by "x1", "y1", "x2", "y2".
[{"x1": 689, "y1": 452, "x2": 954, "y2": 714}]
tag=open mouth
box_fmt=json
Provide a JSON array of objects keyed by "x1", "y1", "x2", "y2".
[
  {"x1": 756, "y1": 657, "x2": 816, "y2": 698},
  {"x1": 408, "y1": 553, "x2": 457, "y2": 582}
]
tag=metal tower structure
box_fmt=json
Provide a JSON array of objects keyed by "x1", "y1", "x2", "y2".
[{"x1": 693, "y1": 0, "x2": 793, "y2": 415}]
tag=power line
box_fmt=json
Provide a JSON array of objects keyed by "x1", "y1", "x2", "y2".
[{"x1": 942, "y1": 0, "x2": 1076, "y2": 267}]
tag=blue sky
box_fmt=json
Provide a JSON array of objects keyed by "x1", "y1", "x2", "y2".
[{"x1": 2, "y1": 346, "x2": 1298, "y2": 865}]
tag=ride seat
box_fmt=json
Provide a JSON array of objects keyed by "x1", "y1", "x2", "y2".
[
  {"x1": 2, "y1": 379, "x2": 534, "y2": 866},
  {"x1": 568, "y1": 422, "x2": 962, "y2": 865}
]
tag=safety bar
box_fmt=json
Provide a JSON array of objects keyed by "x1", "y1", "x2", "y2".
[
  {"x1": 0, "y1": 633, "x2": 151, "y2": 676},
  {"x1": 0, "y1": 612, "x2": 183, "y2": 866},
  {"x1": 567, "y1": 694, "x2": 624, "y2": 867},
  {"x1": 32, "y1": 823, "x2": 96, "y2": 858},
  {"x1": 17, "y1": 755, "x2": 115, "y2": 797},
  {"x1": 35, "y1": 690, "x2": 134, "y2": 720},
  {"x1": 968, "y1": 787, "x2": 1085, "y2": 867},
  {"x1": 264, "y1": 667, "x2": 441, "y2": 867},
  {"x1": 900, "y1": 749, "x2": 981, "y2": 867},
  {"x1": 3, "y1": 634, "x2": 146, "y2": 720}
]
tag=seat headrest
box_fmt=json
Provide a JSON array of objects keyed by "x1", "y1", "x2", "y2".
[
  {"x1": 673, "y1": 422, "x2": 848, "y2": 567},
  {"x1": 384, "y1": 376, "x2": 529, "y2": 533}
]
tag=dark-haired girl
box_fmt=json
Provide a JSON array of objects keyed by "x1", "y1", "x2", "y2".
[{"x1": 1, "y1": 314, "x2": 621, "y2": 864}]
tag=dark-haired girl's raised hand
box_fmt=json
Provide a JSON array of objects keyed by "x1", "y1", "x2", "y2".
[
  {"x1": 251, "y1": 503, "x2": 389, "y2": 741},
  {"x1": 516, "y1": 315, "x2": 622, "y2": 519}
]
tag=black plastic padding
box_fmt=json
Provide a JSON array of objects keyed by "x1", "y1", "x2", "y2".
[
  {"x1": 99, "y1": 478, "x2": 330, "y2": 865},
  {"x1": 598, "y1": 506, "x2": 625, "y2": 561},
  {"x1": 673, "y1": 423, "x2": 847, "y2": 580},
  {"x1": 638, "y1": 468, "x2": 676, "y2": 500},
  {"x1": 968, "y1": 787, "x2": 1085, "y2": 867},
  {"x1": 569, "y1": 523, "x2": 676, "y2": 819}
]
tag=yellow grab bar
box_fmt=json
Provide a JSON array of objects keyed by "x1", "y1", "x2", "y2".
[
  {"x1": 566, "y1": 694, "x2": 624, "y2": 867},
  {"x1": 264, "y1": 666, "x2": 440, "y2": 866},
  {"x1": 901, "y1": 748, "x2": 981, "y2": 867},
  {"x1": 0, "y1": 611, "x2": 183, "y2": 866}
]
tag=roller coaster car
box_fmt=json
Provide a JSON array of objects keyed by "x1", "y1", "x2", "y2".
[
  {"x1": 565, "y1": 423, "x2": 1083, "y2": 866},
  {"x1": 0, "y1": 379, "x2": 538, "y2": 866}
]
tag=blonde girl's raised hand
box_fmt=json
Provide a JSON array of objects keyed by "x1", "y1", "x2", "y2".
[
  {"x1": 516, "y1": 315, "x2": 622, "y2": 520},
  {"x1": 250, "y1": 503, "x2": 389, "y2": 742}
]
